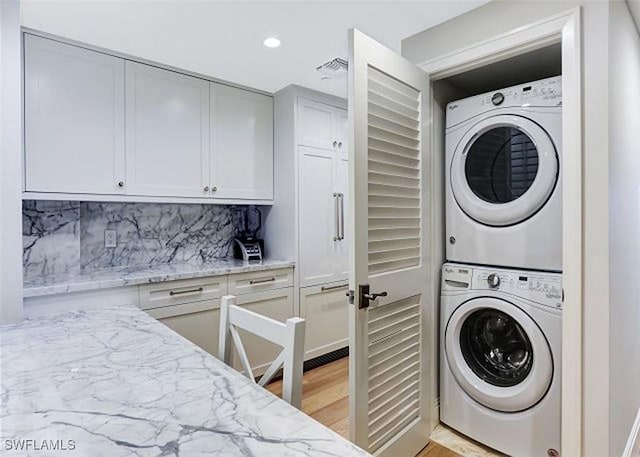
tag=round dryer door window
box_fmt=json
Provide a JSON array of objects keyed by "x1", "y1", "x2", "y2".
[
  {"x1": 451, "y1": 115, "x2": 558, "y2": 226},
  {"x1": 445, "y1": 297, "x2": 553, "y2": 412}
]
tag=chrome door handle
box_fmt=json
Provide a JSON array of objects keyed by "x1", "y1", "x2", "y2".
[
  {"x1": 338, "y1": 193, "x2": 345, "y2": 240},
  {"x1": 333, "y1": 192, "x2": 340, "y2": 241}
]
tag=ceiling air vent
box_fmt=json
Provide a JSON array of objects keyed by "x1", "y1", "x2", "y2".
[{"x1": 316, "y1": 57, "x2": 348, "y2": 80}]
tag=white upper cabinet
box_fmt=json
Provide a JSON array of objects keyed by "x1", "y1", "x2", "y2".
[
  {"x1": 210, "y1": 84, "x2": 273, "y2": 200},
  {"x1": 24, "y1": 34, "x2": 125, "y2": 195},
  {"x1": 23, "y1": 34, "x2": 274, "y2": 203},
  {"x1": 125, "y1": 62, "x2": 210, "y2": 198},
  {"x1": 298, "y1": 98, "x2": 335, "y2": 149}
]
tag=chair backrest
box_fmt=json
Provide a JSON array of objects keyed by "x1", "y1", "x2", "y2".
[{"x1": 218, "y1": 295, "x2": 306, "y2": 409}]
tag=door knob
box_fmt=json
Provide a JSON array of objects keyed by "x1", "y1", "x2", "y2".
[
  {"x1": 338, "y1": 142, "x2": 343, "y2": 148},
  {"x1": 333, "y1": 140, "x2": 338, "y2": 147},
  {"x1": 204, "y1": 186, "x2": 209, "y2": 192},
  {"x1": 117, "y1": 181, "x2": 124, "y2": 188},
  {"x1": 212, "y1": 186, "x2": 218, "y2": 192}
]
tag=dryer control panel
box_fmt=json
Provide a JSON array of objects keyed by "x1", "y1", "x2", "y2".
[
  {"x1": 442, "y1": 263, "x2": 562, "y2": 310},
  {"x1": 445, "y1": 76, "x2": 562, "y2": 128}
]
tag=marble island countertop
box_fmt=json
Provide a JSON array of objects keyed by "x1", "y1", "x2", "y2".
[
  {"x1": 23, "y1": 259, "x2": 295, "y2": 298},
  {"x1": 0, "y1": 305, "x2": 369, "y2": 457}
]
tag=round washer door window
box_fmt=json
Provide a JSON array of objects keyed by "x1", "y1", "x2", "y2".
[
  {"x1": 451, "y1": 115, "x2": 558, "y2": 226},
  {"x1": 460, "y1": 308, "x2": 533, "y2": 387},
  {"x1": 445, "y1": 297, "x2": 553, "y2": 412}
]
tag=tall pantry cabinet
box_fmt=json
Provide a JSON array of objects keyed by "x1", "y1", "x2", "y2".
[{"x1": 266, "y1": 86, "x2": 349, "y2": 360}]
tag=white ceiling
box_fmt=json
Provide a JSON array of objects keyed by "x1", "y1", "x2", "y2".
[{"x1": 21, "y1": 0, "x2": 488, "y2": 97}]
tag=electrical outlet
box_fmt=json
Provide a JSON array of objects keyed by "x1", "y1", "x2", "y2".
[{"x1": 104, "y1": 229, "x2": 117, "y2": 248}]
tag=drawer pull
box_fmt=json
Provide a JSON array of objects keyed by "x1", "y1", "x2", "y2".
[
  {"x1": 321, "y1": 283, "x2": 348, "y2": 292},
  {"x1": 249, "y1": 277, "x2": 276, "y2": 285},
  {"x1": 169, "y1": 287, "x2": 204, "y2": 296}
]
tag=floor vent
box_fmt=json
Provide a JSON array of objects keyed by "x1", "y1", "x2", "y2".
[{"x1": 304, "y1": 346, "x2": 349, "y2": 372}]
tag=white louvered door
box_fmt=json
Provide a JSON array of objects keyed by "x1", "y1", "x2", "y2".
[{"x1": 348, "y1": 29, "x2": 431, "y2": 456}]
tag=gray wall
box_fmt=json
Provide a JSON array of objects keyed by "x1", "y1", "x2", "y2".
[{"x1": 608, "y1": 2, "x2": 640, "y2": 455}]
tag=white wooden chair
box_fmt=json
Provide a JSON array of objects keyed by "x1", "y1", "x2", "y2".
[{"x1": 218, "y1": 295, "x2": 306, "y2": 409}]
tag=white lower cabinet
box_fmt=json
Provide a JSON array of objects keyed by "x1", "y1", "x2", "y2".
[
  {"x1": 299, "y1": 281, "x2": 349, "y2": 360},
  {"x1": 146, "y1": 300, "x2": 221, "y2": 356},
  {"x1": 232, "y1": 288, "x2": 295, "y2": 374},
  {"x1": 140, "y1": 268, "x2": 294, "y2": 376}
]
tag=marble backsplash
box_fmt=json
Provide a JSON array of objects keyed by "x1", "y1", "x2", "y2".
[{"x1": 23, "y1": 201, "x2": 256, "y2": 280}]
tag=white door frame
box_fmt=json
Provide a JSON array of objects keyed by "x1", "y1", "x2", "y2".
[{"x1": 416, "y1": 8, "x2": 582, "y2": 457}]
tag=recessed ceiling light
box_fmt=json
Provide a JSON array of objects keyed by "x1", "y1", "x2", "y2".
[{"x1": 263, "y1": 37, "x2": 281, "y2": 48}]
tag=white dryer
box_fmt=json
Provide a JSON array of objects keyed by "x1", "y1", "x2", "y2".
[
  {"x1": 440, "y1": 263, "x2": 562, "y2": 457},
  {"x1": 446, "y1": 76, "x2": 562, "y2": 271}
]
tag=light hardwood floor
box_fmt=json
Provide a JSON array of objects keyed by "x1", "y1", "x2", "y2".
[{"x1": 267, "y1": 356, "x2": 459, "y2": 457}]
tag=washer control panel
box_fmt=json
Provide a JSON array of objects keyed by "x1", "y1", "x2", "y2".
[{"x1": 442, "y1": 263, "x2": 562, "y2": 309}]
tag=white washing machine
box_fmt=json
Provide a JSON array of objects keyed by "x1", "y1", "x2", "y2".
[
  {"x1": 446, "y1": 76, "x2": 562, "y2": 272},
  {"x1": 440, "y1": 263, "x2": 562, "y2": 457}
]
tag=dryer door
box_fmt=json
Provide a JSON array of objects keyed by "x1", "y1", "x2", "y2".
[
  {"x1": 451, "y1": 115, "x2": 558, "y2": 226},
  {"x1": 445, "y1": 297, "x2": 553, "y2": 412}
]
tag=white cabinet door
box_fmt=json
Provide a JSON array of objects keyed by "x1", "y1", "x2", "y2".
[
  {"x1": 298, "y1": 146, "x2": 337, "y2": 287},
  {"x1": 298, "y1": 97, "x2": 335, "y2": 149},
  {"x1": 233, "y1": 288, "x2": 295, "y2": 374},
  {"x1": 333, "y1": 107, "x2": 349, "y2": 159},
  {"x1": 24, "y1": 34, "x2": 125, "y2": 195},
  {"x1": 211, "y1": 84, "x2": 273, "y2": 200},
  {"x1": 147, "y1": 300, "x2": 221, "y2": 356},
  {"x1": 335, "y1": 154, "x2": 349, "y2": 280},
  {"x1": 299, "y1": 282, "x2": 349, "y2": 360},
  {"x1": 125, "y1": 62, "x2": 209, "y2": 198}
]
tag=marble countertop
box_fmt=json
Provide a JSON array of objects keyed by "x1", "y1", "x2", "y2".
[
  {"x1": 23, "y1": 259, "x2": 295, "y2": 298},
  {"x1": 0, "y1": 305, "x2": 369, "y2": 457}
]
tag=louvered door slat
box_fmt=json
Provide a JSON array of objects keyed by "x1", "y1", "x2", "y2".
[{"x1": 367, "y1": 67, "x2": 421, "y2": 277}]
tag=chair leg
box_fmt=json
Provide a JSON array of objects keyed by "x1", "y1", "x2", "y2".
[
  {"x1": 219, "y1": 295, "x2": 236, "y2": 364},
  {"x1": 282, "y1": 317, "x2": 306, "y2": 409}
]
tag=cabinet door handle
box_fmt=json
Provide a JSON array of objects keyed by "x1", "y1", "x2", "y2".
[
  {"x1": 338, "y1": 193, "x2": 345, "y2": 240},
  {"x1": 338, "y1": 142, "x2": 343, "y2": 148},
  {"x1": 117, "y1": 181, "x2": 125, "y2": 188},
  {"x1": 321, "y1": 283, "x2": 348, "y2": 292},
  {"x1": 169, "y1": 287, "x2": 204, "y2": 296},
  {"x1": 204, "y1": 186, "x2": 209, "y2": 192},
  {"x1": 249, "y1": 277, "x2": 276, "y2": 285},
  {"x1": 333, "y1": 140, "x2": 338, "y2": 148},
  {"x1": 333, "y1": 192, "x2": 339, "y2": 241}
]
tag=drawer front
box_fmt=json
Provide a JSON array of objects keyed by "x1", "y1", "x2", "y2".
[
  {"x1": 146, "y1": 300, "x2": 220, "y2": 356},
  {"x1": 300, "y1": 281, "x2": 349, "y2": 360},
  {"x1": 139, "y1": 276, "x2": 227, "y2": 310},
  {"x1": 227, "y1": 268, "x2": 293, "y2": 296},
  {"x1": 233, "y1": 287, "x2": 295, "y2": 374}
]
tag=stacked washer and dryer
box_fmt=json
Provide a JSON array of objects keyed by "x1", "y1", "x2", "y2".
[{"x1": 441, "y1": 76, "x2": 563, "y2": 457}]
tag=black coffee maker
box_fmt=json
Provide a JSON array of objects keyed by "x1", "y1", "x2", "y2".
[{"x1": 233, "y1": 207, "x2": 264, "y2": 261}]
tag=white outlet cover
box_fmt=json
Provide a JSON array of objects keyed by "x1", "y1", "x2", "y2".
[{"x1": 105, "y1": 229, "x2": 117, "y2": 248}]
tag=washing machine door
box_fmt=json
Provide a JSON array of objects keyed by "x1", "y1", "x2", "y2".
[
  {"x1": 445, "y1": 297, "x2": 553, "y2": 412},
  {"x1": 450, "y1": 115, "x2": 558, "y2": 226}
]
